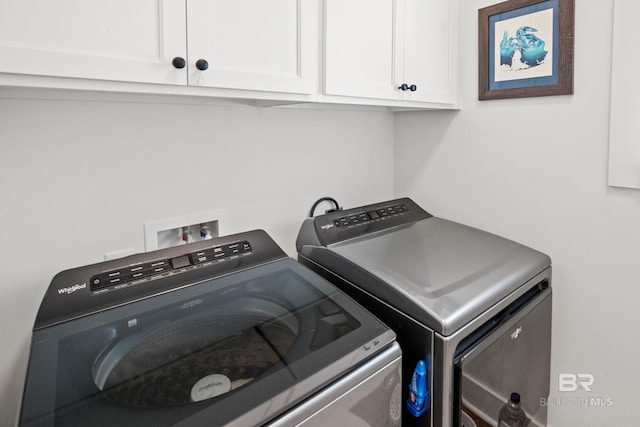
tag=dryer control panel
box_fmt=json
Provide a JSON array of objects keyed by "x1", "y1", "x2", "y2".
[
  {"x1": 297, "y1": 197, "x2": 432, "y2": 248},
  {"x1": 331, "y1": 203, "x2": 410, "y2": 228}
]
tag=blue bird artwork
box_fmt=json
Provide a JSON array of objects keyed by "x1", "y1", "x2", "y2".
[{"x1": 499, "y1": 25, "x2": 548, "y2": 69}]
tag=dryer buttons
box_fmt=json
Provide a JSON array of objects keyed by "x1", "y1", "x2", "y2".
[{"x1": 333, "y1": 204, "x2": 409, "y2": 228}]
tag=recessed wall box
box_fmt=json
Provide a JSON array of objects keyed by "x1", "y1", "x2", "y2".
[{"x1": 144, "y1": 210, "x2": 227, "y2": 251}]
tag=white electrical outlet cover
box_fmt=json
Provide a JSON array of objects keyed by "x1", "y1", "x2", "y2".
[{"x1": 104, "y1": 248, "x2": 135, "y2": 261}]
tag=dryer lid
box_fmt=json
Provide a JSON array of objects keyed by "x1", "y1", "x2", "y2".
[{"x1": 322, "y1": 217, "x2": 551, "y2": 335}]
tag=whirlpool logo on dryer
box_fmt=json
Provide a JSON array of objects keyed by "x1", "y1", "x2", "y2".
[{"x1": 57, "y1": 283, "x2": 86, "y2": 295}]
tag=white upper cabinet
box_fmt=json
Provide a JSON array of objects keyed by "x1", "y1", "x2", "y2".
[
  {"x1": 0, "y1": 0, "x2": 313, "y2": 94},
  {"x1": 0, "y1": 0, "x2": 187, "y2": 85},
  {"x1": 0, "y1": 0, "x2": 457, "y2": 109},
  {"x1": 608, "y1": 0, "x2": 640, "y2": 189},
  {"x1": 324, "y1": 0, "x2": 399, "y2": 100},
  {"x1": 187, "y1": 0, "x2": 313, "y2": 94},
  {"x1": 324, "y1": 0, "x2": 458, "y2": 106},
  {"x1": 402, "y1": 0, "x2": 456, "y2": 104}
]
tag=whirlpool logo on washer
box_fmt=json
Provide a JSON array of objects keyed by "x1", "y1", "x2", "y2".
[{"x1": 57, "y1": 283, "x2": 86, "y2": 295}]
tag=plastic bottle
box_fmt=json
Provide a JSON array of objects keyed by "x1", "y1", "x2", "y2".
[
  {"x1": 497, "y1": 392, "x2": 528, "y2": 427},
  {"x1": 406, "y1": 359, "x2": 429, "y2": 417}
]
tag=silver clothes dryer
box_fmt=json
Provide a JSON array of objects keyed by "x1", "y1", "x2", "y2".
[{"x1": 296, "y1": 198, "x2": 552, "y2": 427}]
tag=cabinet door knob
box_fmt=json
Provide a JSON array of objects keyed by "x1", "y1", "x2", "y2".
[
  {"x1": 398, "y1": 83, "x2": 409, "y2": 91},
  {"x1": 195, "y1": 59, "x2": 209, "y2": 71},
  {"x1": 409, "y1": 84, "x2": 417, "y2": 92},
  {"x1": 172, "y1": 57, "x2": 186, "y2": 69}
]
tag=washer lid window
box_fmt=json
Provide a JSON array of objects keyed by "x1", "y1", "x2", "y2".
[
  {"x1": 91, "y1": 296, "x2": 299, "y2": 408},
  {"x1": 19, "y1": 260, "x2": 394, "y2": 427}
]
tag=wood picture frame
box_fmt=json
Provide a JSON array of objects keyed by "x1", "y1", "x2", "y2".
[{"x1": 478, "y1": 0, "x2": 574, "y2": 100}]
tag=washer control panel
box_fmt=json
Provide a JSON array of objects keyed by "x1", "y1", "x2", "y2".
[
  {"x1": 37, "y1": 229, "x2": 285, "y2": 329},
  {"x1": 90, "y1": 241, "x2": 252, "y2": 292}
]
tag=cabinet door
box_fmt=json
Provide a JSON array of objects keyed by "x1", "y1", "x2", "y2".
[
  {"x1": 186, "y1": 0, "x2": 313, "y2": 94},
  {"x1": 324, "y1": 0, "x2": 457, "y2": 105},
  {"x1": 608, "y1": 0, "x2": 640, "y2": 189},
  {"x1": 402, "y1": 0, "x2": 457, "y2": 104},
  {"x1": 0, "y1": 0, "x2": 187, "y2": 85},
  {"x1": 324, "y1": 0, "x2": 403, "y2": 100}
]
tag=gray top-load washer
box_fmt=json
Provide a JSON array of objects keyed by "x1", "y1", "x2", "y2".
[
  {"x1": 20, "y1": 229, "x2": 402, "y2": 427},
  {"x1": 296, "y1": 198, "x2": 552, "y2": 426}
]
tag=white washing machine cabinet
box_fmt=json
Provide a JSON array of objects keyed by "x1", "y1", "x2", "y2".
[
  {"x1": 296, "y1": 198, "x2": 552, "y2": 427},
  {"x1": 20, "y1": 230, "x2": 402, "y2": 427}
]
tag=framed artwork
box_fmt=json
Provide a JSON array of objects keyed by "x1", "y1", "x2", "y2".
[{"x1": 478, "y1": 0, "x2": 574, "y2": 100}]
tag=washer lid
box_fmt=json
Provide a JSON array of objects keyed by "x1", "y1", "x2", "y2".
[
  {"x1": 21, "y1": 258, "x2": 395, "y2": 427},
  {"x1": 324, "y1": 217, "x2": 551, "y2": 335}
]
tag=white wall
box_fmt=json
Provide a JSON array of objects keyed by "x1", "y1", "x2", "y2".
[
  {"x1": 0, "y1": 92, "x2": 395, "y2": 426},
  {"x1": 3, "y1": 2, "x2": 635, "y2": 426},
  {"x1": 395, "y1": 1, "x2": 639, "y2": 425}
]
